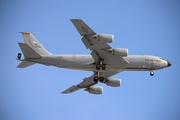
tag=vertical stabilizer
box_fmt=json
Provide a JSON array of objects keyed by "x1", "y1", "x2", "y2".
[
  {"x1": 18, "y1": 43, "x2": 42, "y2": 59},
  {"x1": 20, "y1": 32, "x2": 51, "y2": 55}
]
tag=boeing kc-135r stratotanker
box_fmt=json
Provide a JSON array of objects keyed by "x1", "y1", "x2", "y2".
[{"x1": 16, "y1": 19, "x2": 171, "y2": 94}]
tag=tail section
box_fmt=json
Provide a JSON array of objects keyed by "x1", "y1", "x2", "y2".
[
  {"x1": 17, "y1": 61, "x2": 35, "y2": 68},
  {"x1": 20, "y1": 32, "x2": 51, "y2": 55},
  {"x1": 17, "y1": 43, "x2": 41, "y2": 68},
  {"x1": 18, "y1": 43, "x2": 42, "y2": 59},
  {"x1": 17, "y1": 32, "x2": 51, "y2": 68}
]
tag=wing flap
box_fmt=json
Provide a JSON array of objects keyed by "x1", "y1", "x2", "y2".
[
  {"x1": 81, "y1": 36, "x2": 92, "y2": 49},
  {"x1": 91, "y1": 51, "x2": 99, "y2": 63},
  {"x1": 82, "y1": 36, "x2": 111, "y2": 51}
]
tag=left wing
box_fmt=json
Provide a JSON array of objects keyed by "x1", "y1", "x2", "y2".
[
  {"x1": 61, "y1": 70, "x2": 122, "y2": 94},
  {"x1": 71, "y1": 19, "x2": 111, "y2": 50},
  {"x1": 70, "y1": 19, "x2": 96, "y2": 36},
  {"x1": 71, "y1": 19, "x2": 129, "y2": 65}
]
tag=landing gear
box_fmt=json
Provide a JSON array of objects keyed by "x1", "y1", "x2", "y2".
[
  {"x1": 150, "y1": 70, "x2": 154, "y2": 76},
  {"x1": 96, "y1": 64, "x2": 101, "y2": 70},
  {"x1": 93, "y1": 76, "x2": 105, "y2": 83},
  {"x1": 102, "y1": 64, "x2": 106, "y2": 70},
  {"x1": 94, "y1": 76, "x2": 99, "y2": 83},
  {"x1": 93, "y1": 71, "x2": 105, "y2": 83},
  {"x1": 94, "y1": 60, "x2": 106, "y2": 83},
  {"x1": 17, "y1": 53, "x2": 21, "y2": 60},
  {"x1": 95, "y1": 60, "x2": 106, "y2": 70},
  {"x1": 99, "y1": 76, "x2": 105, "y2": 82},
  {"x1": 93, "y1": 71, "x2": 100, "y2": 82}
]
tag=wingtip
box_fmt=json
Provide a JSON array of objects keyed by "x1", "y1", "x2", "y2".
[
  {"x1": 61, "y1": 92, "x2": 69, "y2": 94},
  {"x1": 70, "y1": 18, "x2": 82, "y2": 20},
  {"x1": 70, "y1": 19, "x2": 83, "y2": 23}
]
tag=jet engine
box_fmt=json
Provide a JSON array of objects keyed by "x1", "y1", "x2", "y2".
[
  {"x1": 92, "y1": 34, "x2": 114, "y2": 43},
  {"x1": 105, "y1": 78, "x2": 121, "y2": 87},
  {"x1": 85, "y1": 86, "x2": 103, "y2": 94},
  {"x1": 107, "y1": 48, "x2": 128, "y2": 57}
]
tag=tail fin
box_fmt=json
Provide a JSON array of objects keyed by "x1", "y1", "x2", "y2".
[
  {"x1": 18, "y1": 43, "x2": 42, "y2": 59},
  {"x1": 17, "y1": 43, "x2": 41, "y2": 68},
  {"x1": 17, "y1": 32, "x2": 51, "y2": 68},
  {"x1": 20, "y1": 32, "x2": 51, "y2": 55}
]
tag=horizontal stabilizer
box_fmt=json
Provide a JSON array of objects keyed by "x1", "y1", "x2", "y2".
[
  {"x1": 17, "y1": 61, "x2": 35, "y2": 68},
  {"x1": 61, "y1": 85, "x2": 80, "y2": 94},
  {"x1": 18, "y1": 43, "x2": 42, "y2": 59}
]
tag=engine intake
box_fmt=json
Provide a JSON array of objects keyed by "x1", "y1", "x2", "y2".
[
  {"x1": 105, "y1": 78, "x2": 121, "y2": 87},
  {"x1": 107, "y1": 48, "x2": 128, "y2": 57},
  {"x1": 92, "y1": 34, "x2": 114, "y2": 43},
  {"x1": 85, "y1": 86, "x2": 103, "y2": 94}
]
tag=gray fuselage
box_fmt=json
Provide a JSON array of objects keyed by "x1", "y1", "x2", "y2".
[{"x1": 33, "y1": 54, "x2": 168, "y2": 72}]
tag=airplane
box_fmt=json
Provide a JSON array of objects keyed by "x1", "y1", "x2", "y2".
[{"x1": 16, "y1": 19, "x2": 171, "y2": 95}]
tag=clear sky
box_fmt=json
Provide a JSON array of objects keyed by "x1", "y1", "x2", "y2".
[{"x1": 0, "y1": 0, "x2": 179, "y2": 120}]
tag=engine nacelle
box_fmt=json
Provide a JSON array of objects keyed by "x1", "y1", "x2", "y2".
[
  {"x1": 85, "y1": 86, "x2": 103, "y2": 94},
  {"x1": 107, "y1": 48, "x2": 128, "y2": 57},
  {"x1": 105, "y1": 78, "x2": 121, "y2": 87},
  {"x1": 92, "y1": 34, "x2": 114, "y2": 43}
]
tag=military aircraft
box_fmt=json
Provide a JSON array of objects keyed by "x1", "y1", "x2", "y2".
[{"x1": 16, "y1": 19, "x2": 171, "y2": 94}]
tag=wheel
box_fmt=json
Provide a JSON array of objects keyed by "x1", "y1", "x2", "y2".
[
  {"x1": 99, "y1": 76, "x2": 104, "y2": 82},
  {"x1": 96, "y1": 64, "x2": 100, "y2": 70},
  {"x1": 94, "y1": 76, "x2": 99, "y2": 82},
  {"x1": 17, "y1": 53, "x2": 21, "y2": 59},
  {"x1": 150, "y1": 71, "x2": 154, "y2": 76},
  {"x1": 102, "y1": 64, "x2": 106, "y2": 70}
]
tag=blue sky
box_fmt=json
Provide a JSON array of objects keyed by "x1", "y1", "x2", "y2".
[{"x1": 0, "y1": 0, "x2": 179, "y2": 120}]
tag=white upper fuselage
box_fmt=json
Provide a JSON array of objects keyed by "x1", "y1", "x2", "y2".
[{"x1": 34, "y1": 54, "x2": 169, "y2": 72}]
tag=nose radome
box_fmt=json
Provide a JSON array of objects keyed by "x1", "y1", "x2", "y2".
[{"x1": 167, "y1": 61, "x2": 172, "y2": 67}]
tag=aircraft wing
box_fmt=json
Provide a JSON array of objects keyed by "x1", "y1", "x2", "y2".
[
  {"x1": 71, "y1": 19, "x2": 128, "y2": 65},
  {"x1": 71, "y1": 19, "x2": 111, "y2": 50},
  {"x1": 61, "y1": 70, "x2": 122, "y2": 94},
  {"x1": 70, "y1": 19, "x2": 96, "y2": 36}
]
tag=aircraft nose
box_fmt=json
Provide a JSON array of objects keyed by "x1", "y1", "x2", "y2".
[{"x1": 167, "y1": 61, "x2": 172, "y2": 67}]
